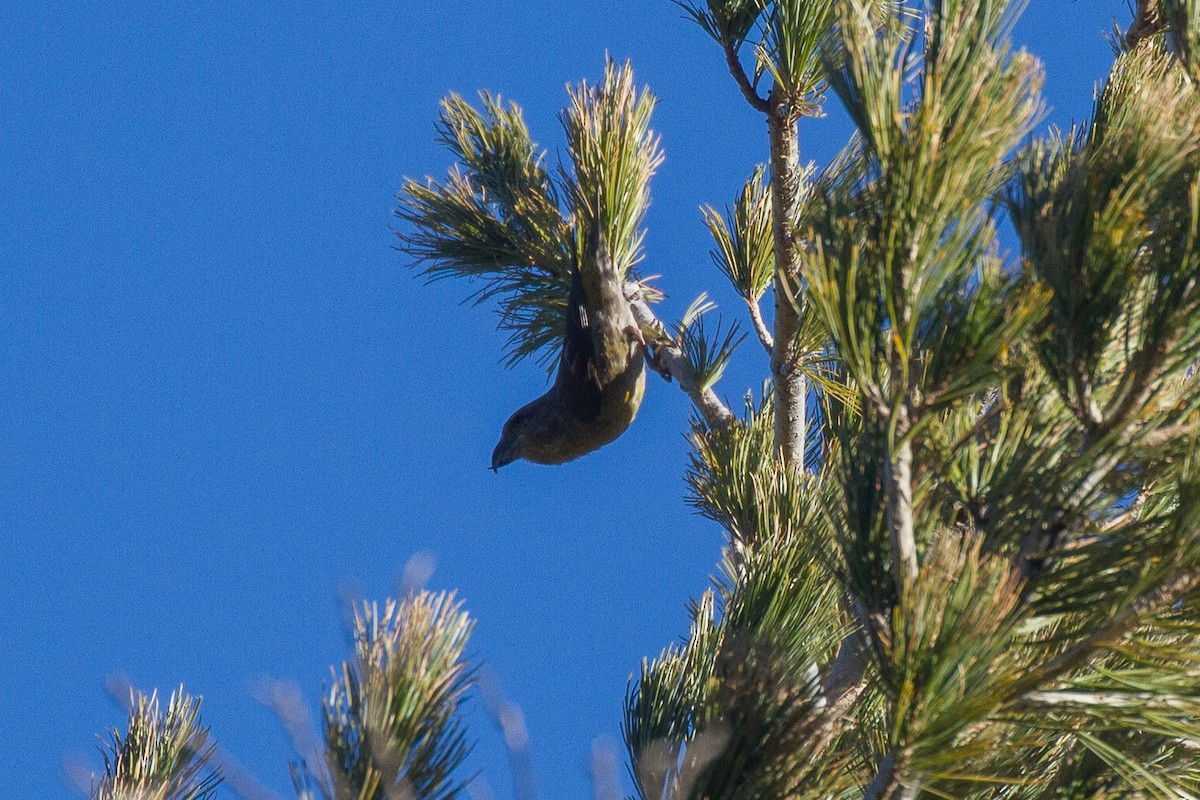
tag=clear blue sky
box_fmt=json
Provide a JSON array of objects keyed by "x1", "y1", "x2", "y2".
[{"x1": 0, "y1": 3, "x2": 1126, "y2": 798}]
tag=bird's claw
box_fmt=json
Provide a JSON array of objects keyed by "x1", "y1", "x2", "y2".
[{"x1": 645, "y1": 346, "x2": 673, "y2": 381}]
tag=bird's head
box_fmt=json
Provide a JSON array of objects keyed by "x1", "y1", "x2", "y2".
[
  {"x1": 491, "y1": 405, "x2": 535, "y2": 472},
  {"x1": 491, "y1": 395, "x2": 573, "y2": 470}
]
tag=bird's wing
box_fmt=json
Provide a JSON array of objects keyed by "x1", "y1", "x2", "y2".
[
  {"x1": 580, "y1": 225, "x2": 639, "y2": 379},
  {"x1": 554, "y1": 256, "x2": 605, "y2": 422}
]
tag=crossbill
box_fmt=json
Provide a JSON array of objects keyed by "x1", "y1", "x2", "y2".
[{"x1": 491, "y1": 228, "x2": 646, "y2": 469}]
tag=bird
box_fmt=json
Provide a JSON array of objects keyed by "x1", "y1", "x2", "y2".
[{"x1": 491, "y1": 225, "x2": 646, "y2": 470}]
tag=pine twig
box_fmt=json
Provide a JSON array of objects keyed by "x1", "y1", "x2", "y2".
[
  {"x1": 626, "y1": 284, "x2": 735, "y2": 429},
  {"x1": 1139, "y1": 420, "x2": 1198, "y2": 449},
  {"x1": 863, "y1": 752, "x2": 919, "y2": 800},
  {"x1": 723, "y1": 39, "x2": 772, "y2": 113},
  {"x1": 1016, "y1": 690, "x2": 1200, "y2": 712},
  {"x1": 886, "y1": 410, "x2": 919, "y2": 587},
  {"x1": 746, "y1": 296, "x2": 775, "y2": 353},
  {"x1": 821, "y1": 629, "x2": 869, "y2": 704}
]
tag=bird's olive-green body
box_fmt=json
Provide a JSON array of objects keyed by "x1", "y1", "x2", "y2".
[
  {"x1": 493, "y1": 352, "x2": 644, "y2": 467},
  {"x1": 491, "y1": 230, "x2": 646, "y2": 469}
]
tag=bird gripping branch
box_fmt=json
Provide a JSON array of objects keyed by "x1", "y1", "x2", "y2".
[{"x1": 491, "y1": 223, "x2": 646, "y2": 469}]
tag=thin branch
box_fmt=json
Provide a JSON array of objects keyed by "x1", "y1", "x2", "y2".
[
  {"x1": 1016, "y1": 690, "x2": 1200, "y2": 712},
  {"x1": 723, "y1": 39, "x2": 772, "y2": 113},
  {"x1": 1009, "y1": 570, "x2": 1199, "y2": 702},
  {"x1": 821, "y1": 628, "x2": 869, "y2": 704},
  {"x1": 886, "y1": 411, "x2": 919, "y2": 587},
  {"x1": 626, "y1": 284, "x2": 736, "y2": 429},
  {"x1": 1096, "y1": 335, "x2": 1173, "y2": 438},
  {"x1": 863, "y1": 751, "x2": 919, "y2": 800},
  {"x1": 746, "y1": 296, "x2": 774, "y2": 353},
  {"x1": 796, "y1": 672, "x2": 867, "y2": 775},
  {"x1": 1139, "y1": 421, "x2": 1199, "y2": 449}
]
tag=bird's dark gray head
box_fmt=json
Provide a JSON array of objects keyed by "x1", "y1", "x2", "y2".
[
  {"x1": 490, "y1": 394, "x2": 577, "y2": 470},
  {"x1": 491, "y1": 405, "x2": 534, "y2": 472}
]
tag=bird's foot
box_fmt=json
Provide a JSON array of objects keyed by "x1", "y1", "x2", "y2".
[{"x1": 645, "y1": 345, "x2": 673, "y2": 382}]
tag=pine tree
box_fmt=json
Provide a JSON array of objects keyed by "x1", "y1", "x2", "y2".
[{"x1": 86, "y1": 1, "x2": 1200, "y2": 798}]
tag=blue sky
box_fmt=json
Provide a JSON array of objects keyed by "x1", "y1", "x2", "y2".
[{"x1": 1, "y1": 2, "x2": 1126, "y2": 798}]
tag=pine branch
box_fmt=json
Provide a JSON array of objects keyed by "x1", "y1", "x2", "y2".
[
  {"x1": 885, "y1": 420, "x2": 919, "y2": 587},
  {"x1": 323, "y1": 592, "x2": 475, "y2": 800},
  {"x1": 1010, "y1": 571, "x2": 1200, "y2": 704},
  {"x1": 723, "y1": 38, "x2": 771, "y2": 113},
  {"x1": 1016, "y1": 690, "x2": 1200, "y2": 712},
  {"x1": 1125, "y1": 0, "x2": 1167, "y2": 48},
  {"x1": 1139, "y1": 419, "x2": 1200, "y2": 448},
  {"x1": 92, "y1": 688, "x2": 221, "y2": 800},
  {"x1": 626, "y1": 284, "x2": 735, "y2": 429},
  {"x1": 819, "y1": 628, "x2": 870, "y2": 708}
]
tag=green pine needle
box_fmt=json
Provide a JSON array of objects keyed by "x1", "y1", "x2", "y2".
[
  {"x1": 397, "y1": 93, "x2": 572, "y2": 369},
  {"x1": 675, "y1": 294, "x2": 747, "y2": 393},
  {"x1": 92, "y1": 688, "x2": 221, "y2": 800},
  {"x1": 702, "y1": 166, "x2": 775, "y2": 302},
  {"x1": 561, "y1": 57, "x2": 663, "y2": 278},
  {"x1": 323, "y1": 591, "x2": 475, "y2": 800}
]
